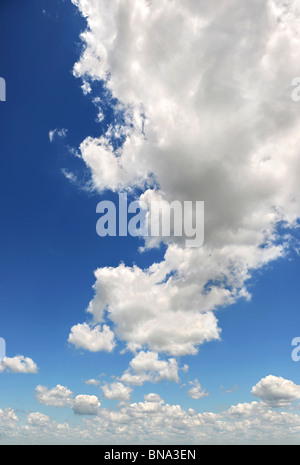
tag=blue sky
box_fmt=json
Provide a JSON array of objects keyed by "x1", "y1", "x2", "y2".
[{"x1": 1, "y1": 0, "x2": 300, "y2": 444}]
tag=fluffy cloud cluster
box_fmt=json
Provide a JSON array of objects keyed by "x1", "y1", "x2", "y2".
[
  {"x1": 69, "y1": 0, "x2": 300, "y2": 357},
  {"x1": 77, "y1": 375, "x2": 300, "y2": 443},
  {"x1": 66, "y1": 386, "x2": 300, "y2": 444},
  {"x1": 1, "y1": 375, "x2": 300, "y2": 444},
  {"x1": 0, "y1": 356, "x2": 38, "y2": 374}
]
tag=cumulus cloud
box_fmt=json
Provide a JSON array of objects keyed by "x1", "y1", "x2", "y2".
[
  {"x1": 81, "y1": 393, "x2": 300, "y2": 445},
  {"x1": 187, "y1": 379, "x2": 209, "y2": 400},
  {"x1": 0, "y1": 401, "x2": 298, "y2": 444},
  {"x1": 35, "y1": 384, "x2": 102, "y2": 417},
  {"x1": 4, "y1": 375, "x2": 300, "y2": 443},
  {"x1": 225, "y1": 401, "x2": 267, "y2": 418},
  {"x1": 68, "y1": 323, "x2": 116, "y2": 353},
  {"x1": 0, "y1": 356, "x2": 38, "y2": 374},
  {"x1": 72, "y1": 395, "x2": 101, "y2": 416},
  {"x1": 85, "y1": 379, "x2": 101, "y2": 387},
  {"x1": 69, "y1": 0, "x2": 300, "y2": 358},
  {"x1": 0, "y1": 408, "x2": 18, "y2": 433},
  {"x1": 101, "y1": 382, "x2": 132, "y2": 402},
  {"x1": 27, "y1": 412, "x2": 51, "y2": 427},
  {"x1": 143, "y1": 393, "x2": 164, "y2": 404},
  {"x1": 85, "y1": 264, "x2": 221, "y2": 356},
  {"x1": 121, "y1": 351, "x2": 180, "y2": 386},
  {"x1": 35, "y1": 385, "x2": 73, "y2": 408},
  {"x1": 251, "y1": 375, "x2": 300, "y2": 407}
]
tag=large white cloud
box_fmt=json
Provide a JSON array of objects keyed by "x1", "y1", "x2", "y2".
[
  {"x1": 251, "y1": 375, "x2": 300, "y2": 407},
  {"x1": 69, "y1": 0, "x2": 300, "y2": 357}
]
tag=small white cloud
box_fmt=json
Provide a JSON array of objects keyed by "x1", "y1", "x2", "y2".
[
  {"x1": 72, "y1": 395, "x2": 101, "y2": 416},
  {"x1": 61, "y1": 168, "x2": 77, "y2": 184},
  {"x1": 85, "y1": 379, "x2": 101, "y2": 387},
  {"x1": 101, "y1": 382, "x2": 132, "y2": 401},
  {"x1": 68, "y1": 323, "x2": 116, "y2": 353},
  {"x1": 143, "y1": 393, "x2": 164, "y2": 404},
  {"x1": 121, "y1": 351, "x2": 179, "y2": 386},
  {"x1": 67, "y1": 146, "x2": 81, "y2": 158},
  {"x1": 0, "y1": 356, "x2": 38, "y2": 374},
  {"x1": 49, "y1": 128, "x2": 68, "y2": 143},
  {"x1": 225, "y1": 401, "x2": 266, "y2": 418},
  {"x1": 92, "y1": 97, "x2": 105, "y2": 122},
  {"x1": 187, "y1": 379, "x2": 209, "y2": 400},
  {"x1": 182, "y1": 364, "x2": 189, "y2": 373},
  {"x1": 81, "y1": 81, "x2": 91, "y2": 95},
  {"x1": 251, "y1": 375, "x2": 300, "y2": 407}
]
